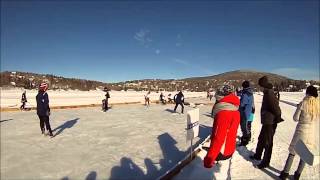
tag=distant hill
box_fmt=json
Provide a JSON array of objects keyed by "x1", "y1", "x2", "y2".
[
  {"x1": 182, "y1": 70, "x2": 293, "y2": 88},
  {"x1": 0, "y1": 71, "x2": 111, "y2": 91},
  {"x1": 1, "y1": 70, "x2": 316, "y2": 91}
]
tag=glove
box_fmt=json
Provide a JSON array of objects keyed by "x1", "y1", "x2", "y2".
[
  {"x1": 46, "y1": 108, "x2": 51, "y2": 116},
  {"x1": 204, "y1": 156, "x2": 214, "y2": 168},
  {"x1": 275, "y1": 116, "x2": 284, "y2": 123}
]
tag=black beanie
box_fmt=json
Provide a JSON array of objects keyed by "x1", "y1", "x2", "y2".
[
  {"x1": 242, "y1": 81, "x2": 250, "y2": 88},
  {"x1": 306, "y1": 85, "x2": 318, "y2": 98}
]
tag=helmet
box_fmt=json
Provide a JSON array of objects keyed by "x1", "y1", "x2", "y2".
[
  {"x1": 216, "y1": 84, "x2": 234, "y2": 96},
  {"x1": 39, "y1": 82, "x2": 48, "y2": 91}
]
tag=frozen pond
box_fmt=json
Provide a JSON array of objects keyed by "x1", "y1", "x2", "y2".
[{"x1": 1, "y1": 99, "x2": 213, "y2": 180}]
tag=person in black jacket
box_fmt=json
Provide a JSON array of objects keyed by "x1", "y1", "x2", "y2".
[
  {"x1": 104, "y1": 90, "x2": 110, "y2": 111},
  {"x1": 36, "y1": 83, "x2": 53, "y2": 137},
  {"x1": 250, "y1": 76, "x2": 283, "y2": 169},
  {"x1": 20, "y1": 90, "x2": 27, "y2": 110},
  {"x1": 173, "y1": 91, "x2": 184, "y2": 113},
  {"x1": 160, "y1": 92, "x2": 166, "y2": 104}
]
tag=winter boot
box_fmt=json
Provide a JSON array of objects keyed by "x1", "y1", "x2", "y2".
[
  {"x1": 250, "y1": 154, "x2": 261, "y2": 161},
  {"x1": 293, "y1": 171, "x2": 301, "y2": 180},
  {"x1": 257, "y1": 162, "x2": 269, "y2": 169},
  {"x1": 279, "y1": 171, "x2": 289, "y2": 180}
]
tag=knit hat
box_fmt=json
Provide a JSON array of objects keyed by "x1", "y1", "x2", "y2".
[
  {"x1": 306, "y1": 85, "x2": 318, "y2": 98},
  {"x1": 216, "y1": 84, "x2": 234, "y2": 96},
  {"x1": 258, "y1": 76, "x2": 273, "y2": 89},
  {"x1": 242, "y1": 81, "x2": 250, "y2": 88},
  {"x1": 258, "y1": 76, "x2": 268, "y2": 87},
  {"x1": 39, "y1": 83, "x2": 48, "y2": 91}
]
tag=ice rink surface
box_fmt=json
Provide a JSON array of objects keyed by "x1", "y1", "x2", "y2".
[
  {"x1": 1, "y1": 98, "x2": 213, "y2": 180},
  {"x1": 1, "y1": 94, "x2": 319, "y2": 180}
]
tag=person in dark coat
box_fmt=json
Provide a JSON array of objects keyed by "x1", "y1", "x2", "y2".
[
  {"x1": 239, "y1": 81, "x2": 254, "y2": 146},
  {"x1": 250, "y1": 76, "x2": 283, "y2": 169},
  {"x1": 173, "y1": 91, "x2": 184, "y2": 113},
  {"x1": 167, "y1": 94, "x2": 173, "y2": 104},
  {"x1": 36, "y1": 83, "x2": 53, "y2": 137},
  {"x1": 104, "y1": 90, "x2": 110, "y2": 111},
  {"x1": 20, "y1": 90, "x2": 27, "y2": 110},
  {"x1": 160, "y1": 92, "x2": 166, "y2": 104}
]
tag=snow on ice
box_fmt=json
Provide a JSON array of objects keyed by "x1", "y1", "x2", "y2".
[{"x1": 1, "y1": 92, "x2": 319, "y2": 179}]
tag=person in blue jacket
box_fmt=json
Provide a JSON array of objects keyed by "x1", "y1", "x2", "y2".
[
  {"x1": 36, "y1": 83, "x2": 53, "y2": 137},
  {"x1": 239, "y1": 80, "x2": 255, "y2": 146}
]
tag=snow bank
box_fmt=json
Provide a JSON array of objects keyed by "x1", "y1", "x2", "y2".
[{"x1": 0, "y1": 88, "x2": 206, "y2": 108}]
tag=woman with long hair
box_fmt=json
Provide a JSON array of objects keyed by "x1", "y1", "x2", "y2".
[{"x1": 279, "y1": 85, "x2": 319, "y2": 180}]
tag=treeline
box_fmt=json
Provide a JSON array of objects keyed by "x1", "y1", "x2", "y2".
[
  {"x1": 1, "y1": 71, "x2": 318, "y2": 92},
  {"x1": 0, "y1": 71, "x2": 109, "y2": 91}
]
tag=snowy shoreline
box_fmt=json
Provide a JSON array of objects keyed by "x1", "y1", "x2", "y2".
[
  {"x1": 1, "y1": 94, "x2": 318, "y2": 180},
  {"x1": 1, "y1": 88, "x2": 306, "y2": 109},
  {"x1": 0, "y1": 88, "x2": 207, "y2": 109}
]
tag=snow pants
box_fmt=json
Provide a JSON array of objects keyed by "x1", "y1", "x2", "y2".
[
  {"x1": 255, "y1": 123, "x2": 277, "y2": 165},
  {"x1": 240, "y1": 112, "x2": 252, "y2": 145},
  {"x1": 282, "y1": 153, "x2": 305, "y2": 174},
  {"x1": 174, "y1": 103, "x2": 184, "y2": 113},
  {"x1": 20, "y1": 102, "x2": 26, "y2": 110},
  {"x1": 104, "y1": 99, "x2": 109, "y2": 111},
  {"x1": 38, "y1": 115, "x2": 53, "y2": 135}
]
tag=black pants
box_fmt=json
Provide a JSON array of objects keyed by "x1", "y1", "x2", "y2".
[
  {"x1": 20, "y1": 102, "x2": 26, "y2": 109},
  {"x1": 240, "y1": 115, "x2": 252, "y2": 145},
  {"x1": 104, "y1": 99, "x2": 109, "y2": 111},
  {"x1": 38, "y1": 115, "x2": 53, "y2": 135},
  {"x1": 254, "y1": 123, "x2": 277, "y2": 165},
  {"x1": 174, "y1": 103, "x2": 184, "y2": 113}
]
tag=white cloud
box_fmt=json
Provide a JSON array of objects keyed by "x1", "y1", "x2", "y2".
[
  {"x1": 134, "y1": 29, "x2": 152, "y2": 47},
  {"x1": 155, "y1": 49, "x2": 160, "y2": 54},
  {"x1": 271, "y1": 67, "x2": 319, "y2": 80},
  {"x1": 175, "y1": 34, "x2": 182, "y2": 47},
  {"x1": 172, "y1": 58, "x2": 189, "y2": 66}
]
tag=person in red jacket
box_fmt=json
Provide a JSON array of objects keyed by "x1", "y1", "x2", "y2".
[{"x1": 204, "y1": 85, "x2": 240, "y2": 168}]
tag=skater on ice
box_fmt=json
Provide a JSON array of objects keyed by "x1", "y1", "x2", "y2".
[
  {"x1": 103, "y1": 88, "x2": 110, "y2": 112},
  {"x1": 209, "y1": 90, "x2": 214, "y2": 101},
  {"x1": 279, "y1": 85, "x2": 319, "y2": 180},
  {"x1": 203, "y1": 85, "x2": 240, "y2": 168},
  {"x1": 36, "y1": 83, "x2": 53, "y2": 137},
  {"x1": 173, "y1": 91, "x2": 184, "y2": 113},
  {"x1": 20, "y1": 90, "x2": 27, "y2": 110},
  {"x1": 167, "y1": 93, "x2": 173, "y2": 104},
  {"x1": 159, "y1": 92, "x2": 166, "y2": 104},
  {"x1": 144, "y1": 91, "x2": 150, "y2": 106},
  {"x1": 250, "y1": 76, "x2": 283, "y2": 169}
]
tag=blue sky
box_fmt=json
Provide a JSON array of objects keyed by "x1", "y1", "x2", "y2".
[{"x1": 1, "y1": 0, "x2": 319, "y2": 82}]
